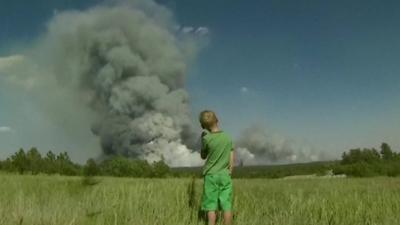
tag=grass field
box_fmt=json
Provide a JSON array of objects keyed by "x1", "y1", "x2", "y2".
[{"x1": 1, "y1": 175, "x2": 400, "y2": 225}]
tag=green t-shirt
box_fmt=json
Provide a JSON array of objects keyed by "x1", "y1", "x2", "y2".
[{"x1": 202, "y1": 131, "x2": 234, "y2": 175}]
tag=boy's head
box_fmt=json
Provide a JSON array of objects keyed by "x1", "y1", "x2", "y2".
[{"x1": 199, "y1": 110, "x2": 219, "y2": 131}]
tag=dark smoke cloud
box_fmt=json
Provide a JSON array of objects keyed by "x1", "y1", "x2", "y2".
[
  {"x1": 45, "y1": 1, "x2": 202, "y2": 166},
  {"x1": 0, "y1": 0, "x2": 324, "y2": 166},
  {"x1": 1, "y1": 0, "x2": 202, "y2": 166}
]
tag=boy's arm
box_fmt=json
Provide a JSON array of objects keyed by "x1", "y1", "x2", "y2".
[
  {"x1": 200, "y1": 131, "x2": 208, "y2": 159},
  {"x1": 201, "y1": 146, "x2": 208, "y2": 159},
  {"x1": 229, "y1": 150, "x2": 235, "y2": 175}
]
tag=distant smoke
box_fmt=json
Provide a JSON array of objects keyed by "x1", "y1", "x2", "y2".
[
  {"x1": 0, "y1": 0, "x2": 324, "y2": 166},
  {"x1": 4, "y1": 0, "x2": 202, "y2": 166},
  {"x1": 235, "y1": 126, "x2": 321, "y2": 165}
]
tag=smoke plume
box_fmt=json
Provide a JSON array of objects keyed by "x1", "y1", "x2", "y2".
[
  {"x1": 235, "y1": 126, "x2": 321, "y2": 165},
  {"x1": 1, "y1": 0, "x2": 202, "y2": 166},
  {"x1": 0, "y1": 0, "x2": 323, "y2": 166}
]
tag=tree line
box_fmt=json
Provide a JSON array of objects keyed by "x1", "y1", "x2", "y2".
[
  {"x1": 173, "y1": 142, "x2": 400, "y2": 178},
  {"x1": 0, "y1": 143, "x2": 398, "y2": 178},
  {"x1": 333, "y1": 143, "x2": 400, "y2": 177},
  {"x1": 0, "y1": 148, "x2": 171, "y2": 178}
]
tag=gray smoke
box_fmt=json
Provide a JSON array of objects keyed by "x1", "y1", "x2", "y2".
[
  {"x1": 14, "y1": 0, "x2": 202, "y2": 166},
  {"x1": 236, "y1": 126, "x2": 321, "y2": 165},
  {"x1": 0, "y1": 0, "x2": 324, "y2": 166}
]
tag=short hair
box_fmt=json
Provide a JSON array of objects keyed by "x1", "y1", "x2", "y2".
[{"x1": 199, "y1": 110, "x2": 218, "y2": 130}]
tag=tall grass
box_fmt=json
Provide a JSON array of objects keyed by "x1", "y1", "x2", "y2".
[{"x1": 0, "y1": 174, "x2": 399, "y2": 225}]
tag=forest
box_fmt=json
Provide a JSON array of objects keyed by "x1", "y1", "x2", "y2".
[{"x1": 0, "y1": 143, "x2": 398, "y2": 178}]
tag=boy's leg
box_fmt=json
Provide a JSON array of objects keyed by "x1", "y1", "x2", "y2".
[
  {"x1": 223, "y1": 211, "x2": 232, "y2": 225},
  {"x1": 202, "y1": 175, "x2": 218, "y2": 224},
  {"x1": 207, "y1": 211, "x2": 217, "y2": 225},
  {"x1": 218, "y1": 174, "x2": 233, "y2": 225}
]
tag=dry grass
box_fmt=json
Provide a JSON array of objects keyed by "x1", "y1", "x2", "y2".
[{"x1": 0, "y1": 174, "x2": 399, "y2": 225}]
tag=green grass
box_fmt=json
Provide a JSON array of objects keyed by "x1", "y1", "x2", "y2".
[{"x1": 1, "y1": 174, "x2": 400, "y2": 225}]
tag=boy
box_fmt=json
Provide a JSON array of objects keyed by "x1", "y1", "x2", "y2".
[{"x1": 199, "y1": 110, "x2": 234, "y2": 225}]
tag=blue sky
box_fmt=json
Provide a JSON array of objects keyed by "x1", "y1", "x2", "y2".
[
  {"x1": 174, "y1": 0, "x2": 400, "y2": 153},
  {"x1": 0, "y1": 0, "x2": 399, "y2": 160}
]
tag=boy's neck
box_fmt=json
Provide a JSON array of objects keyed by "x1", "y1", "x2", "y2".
[{"x1": 208, "y1": 125, "x2": 221, "y2": 133}]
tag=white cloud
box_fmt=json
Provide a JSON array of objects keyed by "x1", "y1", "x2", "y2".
[
  {"x1": 181, "y1": 26, "x2": 194, "y2": 34},
  {"x1": 0, "y1": 54, "x2": 40, "y2": 90},
  {"x1": 178, "y1": 26, "x2": 209, "y2": 36},
  {"x1": 195, "y1": 26, "x2": 209, "y2": 36},
  {"x1": 0, "y1": 126, "x2": 13, "y2": 133},
  {"x1": 0, "y1": 55, "x2": 25, "y2": 71},
  {"x1": 240, "y1": 86, "x2": 249, "y2": 93}
]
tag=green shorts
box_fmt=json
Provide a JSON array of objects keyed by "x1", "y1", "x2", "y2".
[{"x1": 201, "y1": 173, "x2": 233, "y2": 211}]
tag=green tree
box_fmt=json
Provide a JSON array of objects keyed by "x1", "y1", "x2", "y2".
[
  {"x1": 56, "y1": 152, "x2": 80, "y2": 175},
  {"x1": 100, "y1": 157, "x2": 157, "y2": 177},
  {"x1": 131, "y1": 160, "x2": 153, "y2": 177},
  {"x1": 152, "y1": 160, "x2": 170, "y2": 178},
  {"x1": 341, "y1": 148, "x2": 381, "y2": 164},
  {"x1": 341, "y1": 149, "x2": 362, "y2": 164},
  {"x1": 26, "y1": 147, "x2": 43, "y2": 174},
  {"x1": 43, "y1": 151, "x2": 57, "y2": 174},
  {"x1": 2, "y1": 158, "x2": 14, "y2": 172},
  {"x1": 362, "y1": 148, "x2": 381, "y2": 163},
  {"x1": 100, "y1": 157, "x2": 134, "y2": 177},
  {"x1": 11, "y1": 148, "x2": 28, "y2": 174},
  {"x1": 381, "y1": 143, "x2": 394, "y2": 161},
  {"x1": 83, "y1": 158, "x2": 99, "y2": 176}
]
